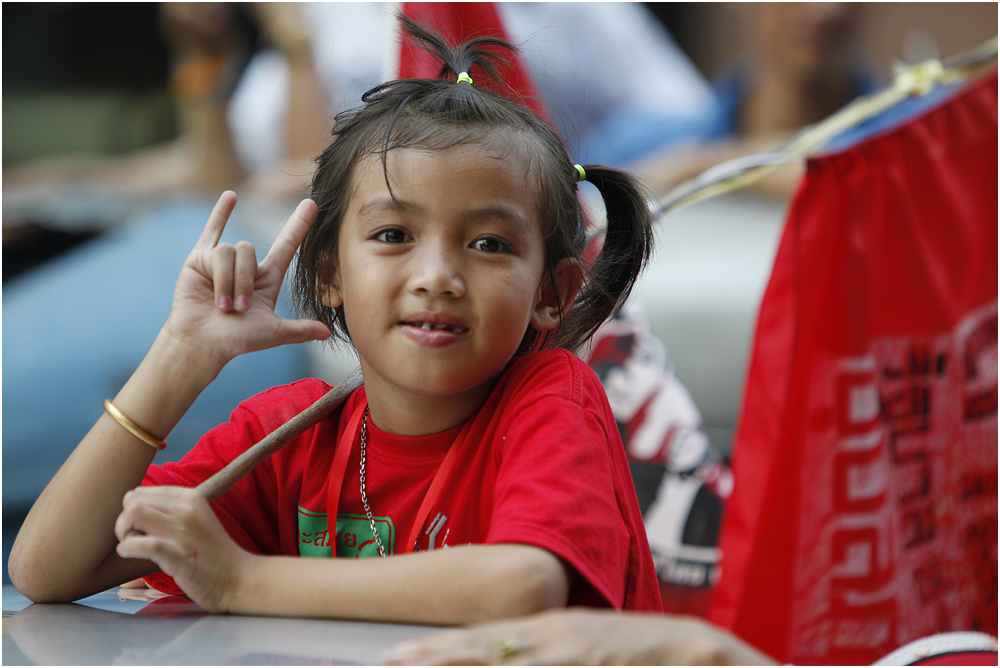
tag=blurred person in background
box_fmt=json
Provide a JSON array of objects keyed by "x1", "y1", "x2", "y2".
[
  {"x1": 2, "y1": 2, "x2": 719, "y2": 208},
  {"x1": 632, "y1": 2, "x2": 877, "y2": 200}
]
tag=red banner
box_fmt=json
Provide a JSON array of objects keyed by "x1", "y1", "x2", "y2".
[{"x1": 712, "y1": 71, "x2": 998, "y2": 664}]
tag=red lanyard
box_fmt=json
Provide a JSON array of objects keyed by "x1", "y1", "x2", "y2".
[{"x1": 326, "y1": 401, "x2": 470, "y2": 555}]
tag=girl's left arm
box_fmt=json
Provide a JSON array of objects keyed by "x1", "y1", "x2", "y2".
[
  {"x1": 115, "y1": 486, "x2": 570, "y2": 623},
  {"x1": 237, "y1": 543, "x2": 570, "y2": 623}
]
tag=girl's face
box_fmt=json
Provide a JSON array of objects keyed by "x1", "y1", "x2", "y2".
[{"x1": 322, "y1": 143, "x2": 577, "y2": 435}]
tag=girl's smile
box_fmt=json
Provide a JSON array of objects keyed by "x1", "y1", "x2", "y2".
[
  {"x1": 399, "y1": 311, "x2": 470, "y2": 346},
  {"x1": 321, "y1": 142, "x2": 574, "y2": 435}
]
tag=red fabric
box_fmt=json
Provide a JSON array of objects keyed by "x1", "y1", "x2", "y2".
[
  {"x1": 711, "y1": 71, "x2": 998, "y2": 665},
  {"x1": 143, "y1": 349, "x2": 662, "y2": 613},
  {"x1": 398, "y1": 2, "x2": 549, "y2": 121}
]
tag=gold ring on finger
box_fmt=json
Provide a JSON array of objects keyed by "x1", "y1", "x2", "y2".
[{"x1": 495, "y1": 634, "x2": 521, "y2": 660}]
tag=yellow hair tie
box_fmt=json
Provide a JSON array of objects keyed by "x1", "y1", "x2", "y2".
[
  {"x1": 456, "y1": 71, "x2": 473, "y2": 85},
  {"x1": 574, "y1": 164, "x2": 587, "y2": 182}
]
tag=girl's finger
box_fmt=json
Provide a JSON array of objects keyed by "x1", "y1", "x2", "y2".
[
  {"x1": 116, "y1": 534, "x2": 195, "y2": 580},
  {"x1": 210, "y1": 244, "x2": 237, "y2": 310},
  {"x1": 233, "y1": 241, "x2": 258, "y2": 312},
  {"x1": 124, "y1": 486, "x2": 193, "y2": 500},
  {"x1": 262, "y1": 199, "x2": 318, "y2": 276},
  {"x1": 271, "y1": 317, "x2": 332, "y2": 346},
  {"x1": 193, "y1": 191, "x2": 238, "y2": 252},
  {"x1": 116, "y1": 487, "x2": 207, "y2": 541},
  {"x1": 115, "y1": 496, "x2": 175, "y2": 542}
]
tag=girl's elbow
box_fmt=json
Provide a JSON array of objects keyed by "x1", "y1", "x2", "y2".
[
  {"x1": 16, "y1": 584, "x2": 69, "y2": 605},
  {"x1": 524, "y1": 556, "x2": 571, "y2": 612},
  {"x1": 9, "y1": 544, "x2": 77, "y2": 604},
  {"x1": 488, "y1": 548, "x2": 571, "y2": 618},
  {"x1": 8, "y1": 543, "x2": 35, "y2": 599},
  {"x1": 13, "y1": 576, "x2": 84, "y2": 605},
  {"x1": 9, "y1": 563, "x2": 53, "y2": 604}
]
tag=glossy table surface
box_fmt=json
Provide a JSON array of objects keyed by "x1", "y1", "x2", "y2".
[{"x1": 2, "y1": 585, "x2": 439, "y2": 665}]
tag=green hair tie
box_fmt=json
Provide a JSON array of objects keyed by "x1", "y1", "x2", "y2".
[
  {"x1": 456, "y1": 71, "x2": 473, "y2": 85},
  {"x1": 574, "y1": 164, "x2": 587, "y2": 182}
]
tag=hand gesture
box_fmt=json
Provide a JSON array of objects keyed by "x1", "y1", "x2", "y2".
[
  {"x1": 163, "y1": 192, "x2": 329, "y2": 369},
  {"x1": 115, "y1": 486, "x2": 251, "y2": 614}
]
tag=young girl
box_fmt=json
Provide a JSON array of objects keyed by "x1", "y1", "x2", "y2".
[{"x1": 10, "y1": 18, "x2": 662, "y2": 623}]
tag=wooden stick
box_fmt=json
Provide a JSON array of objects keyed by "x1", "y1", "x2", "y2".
[
  {"x1": 197, "y1": 367, "x2": 363, "y2": 501},
  {"x1": 125, "y1": 368, "x2": 363, "y2": 539}
]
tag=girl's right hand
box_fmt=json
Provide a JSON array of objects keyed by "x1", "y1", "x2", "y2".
[{"x1": 162, "y1": 191, "x2": 330, "y2": 369}]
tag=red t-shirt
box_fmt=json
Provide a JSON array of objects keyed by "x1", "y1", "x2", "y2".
[{"x1": 143, "y1": 348, "x2": 662, "y2": 612}]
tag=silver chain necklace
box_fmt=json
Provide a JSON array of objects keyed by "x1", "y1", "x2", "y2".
[{"x1": 358, "y1": 408, "x2": 387, "y2": 558}]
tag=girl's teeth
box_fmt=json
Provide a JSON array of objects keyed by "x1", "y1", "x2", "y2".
[{"x1": 414, "y1": 322, "x2": 463, "y2": 332}]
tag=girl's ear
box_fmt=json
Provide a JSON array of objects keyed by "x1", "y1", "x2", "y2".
[
  {"x1": 318, "y1": 272, "x2": 344, "y2": 309},
  {"x1": 531, "y1": 258, "x2": 584, "y2": 332}
]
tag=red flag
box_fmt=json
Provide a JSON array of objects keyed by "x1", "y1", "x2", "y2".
[
  {"x1": 398, "y1": 2, "x2": 549, "y2": 121},
  {"x1": 711, "y1": 70, "x2": 998, "y2": 664}
]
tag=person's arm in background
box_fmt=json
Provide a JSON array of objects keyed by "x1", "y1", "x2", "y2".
[
  {"x1": 244, "y1": 3, "x2": 333, "y2": 200},
  {"x1": 383, "y1": 607, "x2": 778, "y2": 665},
  {"x1": 159, "y1": 2, "x2": 248, "y2": 194},
  {"x1": 631, "y1": 133, "x2": 805, "y2": 201},
  {"x1": 630, "y1": 3, "x2": 867, "y2": 201}
]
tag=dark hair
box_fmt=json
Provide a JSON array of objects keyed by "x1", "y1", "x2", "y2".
[{"x1": 293, "y1": 15, "x2": 653, "y2": 355}]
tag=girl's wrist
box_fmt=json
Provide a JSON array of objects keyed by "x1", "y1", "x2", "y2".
[
  {"x1": 110, "y1": 328, "x2": 224, "y2": 442},
  {"x1": 154, "y1": 322, "x2": 231, "y2": 381},
  {"x1": 222, "y1": 551, "x2": 263, "y2": 616}
]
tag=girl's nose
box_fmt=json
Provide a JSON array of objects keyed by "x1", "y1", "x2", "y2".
[{"x1": 407, "y1": 244, "x2": 466, "y2": 298}]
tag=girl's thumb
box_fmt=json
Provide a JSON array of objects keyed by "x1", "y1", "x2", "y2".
[{"x1": 274, "y1": 319, "x2": 331, "y2": 346}]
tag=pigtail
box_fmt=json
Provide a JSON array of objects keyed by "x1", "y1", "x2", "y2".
[
  {"x1": 397, "y1": 14, "x2": 511, "y2": 85},
  {"x1": 560, "y1": 165, "x2": 655, "y2": 349}
]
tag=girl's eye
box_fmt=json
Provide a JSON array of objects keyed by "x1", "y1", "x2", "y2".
[
  {"x1": 471, "y1": 237, "x2": 511, "y2": 253},
  {"x1": 373, "y1": 228, "x2": 410, "y2": 244}
]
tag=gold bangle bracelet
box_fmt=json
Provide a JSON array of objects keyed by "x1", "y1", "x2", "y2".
[{"x1": 102, "y1": 399, "x2": 167, "y2": 451}]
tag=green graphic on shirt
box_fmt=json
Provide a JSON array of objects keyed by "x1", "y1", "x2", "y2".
[{"x1": 297, "y1": 506, "x2": 394, "y2": 558}]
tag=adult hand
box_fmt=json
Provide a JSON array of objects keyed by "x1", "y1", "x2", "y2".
[
  {"x1": 114, "y1": 486, "x2": 252, "y2": 614},
  {"x1": 383, "y1": 607, "x2": 778, "y2": 665},
  {"x1": 162, "y1": 191, "x2": 330, "y2": 371}
]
